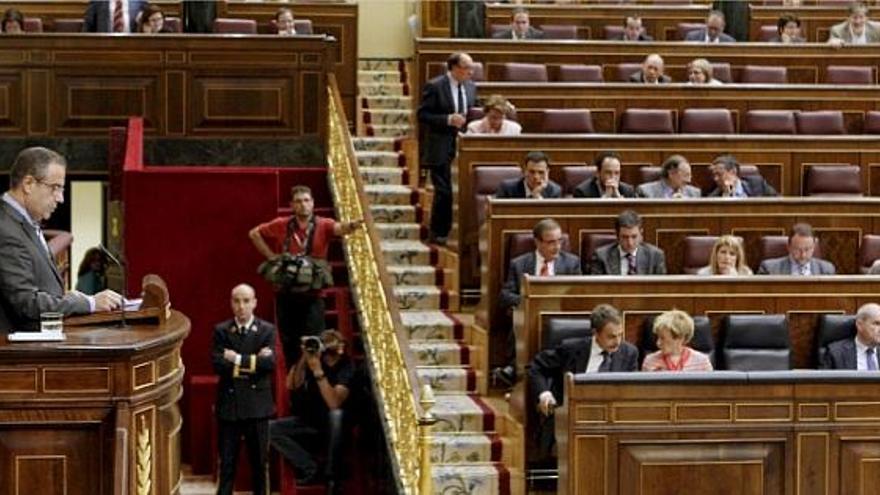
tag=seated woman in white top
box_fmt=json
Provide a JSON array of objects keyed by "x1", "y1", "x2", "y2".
[
  {"x1": 687, "y1": 58, "x2": 723, "y2": 86},
  {"x1": 697, "y1": 235, "x2": 753, "y2": 276},
  {"x1": 642, "y1": 309, "x2": 713, "y2": 372},
  {"x1": 466, "y1": 94, "x2": 522, "y2": 135}
]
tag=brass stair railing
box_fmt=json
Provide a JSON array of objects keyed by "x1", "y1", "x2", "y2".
[{"x1": 326, "y1": 74, "x2": 435, "y2": 494}]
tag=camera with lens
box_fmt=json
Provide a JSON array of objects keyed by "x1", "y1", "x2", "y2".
[{"x1": 302, "y1": 335, "x2": 324, "y2": 355}]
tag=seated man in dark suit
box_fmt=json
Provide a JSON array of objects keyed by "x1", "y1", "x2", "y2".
[
  {"x1": 820, "y1": 303, "x2": 880, "y2": 370},
  {"x1": 495, "y1": 218, "x2": 582, "y2": 386},
  {"x1": 573, "y1": 151, "x2": 636, "y2": 198},
  {"x1": 492, "y1": 7, "x2": 544, "y2": 40},
  {"x1": 707, "y1": 154, "x2": 778, "y2": 197},
  {"x1": 496, "y1": 151, "x2": 562, "y2": 199},
  {"x1": 528, "y1": 304, "x2": 638, "y2": 456},
  {"x1": 613, "y1": 16, "x2": 654, "y2": 41},
  {"x1": 684, "y1": 10, "x2": 736, "y2": 43},
  {"x1": 629, "y1": 54, "x2": 671, "y2": 84},
  {"x1": 589, "y1": 210, "x2": 667, "y2": 275},
  {"x1": 636, "y1": 154, "x2": 701, "y2": 198},
  {"x1": 758, "y1": 223, "x2": 836, "y2": 275}
]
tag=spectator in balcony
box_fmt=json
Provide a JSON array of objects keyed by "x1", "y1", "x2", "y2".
[
  {"x1": 820, "y1": 303, "x2": 880, "y2": 370},
  {"x1": 492, "y1": 7, "x2": 544, "y2": 40},
  {"x1": 707, "y1": 155, "x2": 778, "y2": 198},
  {"x1": 588, "y1": 210, "x2": 667, "y2": 275},
  {"x1": 770, "y1": 13, "x2": 805, "y2": 43},
  {"x1": 612, "y1": 16, "x2": 653, "y2": 42},
  {"x1": 137, "y1": 4, "x2": 170, "y2": 33},
  {"x1": 276, "y1": 7, "x2": 297, "y2": 36},
  {"x1": 496, "y1": 151, "x2": 561, "y2": 199},
  {"x1": 828, "y1": 2, "x2": 880, "y2": 47},
  {"x1": 696, "y1": 235, "x2": 753, "y2": 276},
  {"x1": 687, "y1": 58, "x2": 723, "y2": 85},
  {"x1": 573, "y1": 151, "x2": 636, "y2": 198},
  {"x1": 466, "y1": 95, "x2": 522, "y2": 135},
  {"x1": 75, "y1": 247, "x2": 108, "y2": 295},
  {"x1": 685, "y1": 10, "x2": 736, "y2": 43},
  {"x1": 83, "y1": 0, "x2": 147, "y2": 33},
  {"x1": 1, "y1": 8, "x2": 23, "y2": 33},
  {"x1": 636, "y1": 154, "x2": 702, "y2": 199},
  {"x1": 642, "y1": 309, "x2": 714, "y2": 371},
  {"x1": 629, "y1": 54, "x2": 671, "y2": 84},
  {"x1": 529, "y1": 303, "x2": 637, "y2": 456},
  {"x1": 758, "y1": 223, "x2": 836, "y2": 275}
]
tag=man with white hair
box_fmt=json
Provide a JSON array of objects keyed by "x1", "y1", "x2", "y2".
[
  {"x1": 629, "y1": 54, "x2": 671, "y2": 83},
  {"x1": 821, "y1": 303, "x2": 880, "y2": 370}
]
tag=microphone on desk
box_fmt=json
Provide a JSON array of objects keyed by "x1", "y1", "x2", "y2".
[{"x1": 98, "y1": 244, "x2": 127, "y2": 329}]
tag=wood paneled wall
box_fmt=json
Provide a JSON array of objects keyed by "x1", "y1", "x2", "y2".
[
  {"x1": 0, "y1": 34, "x2": 335, "y2": 139},
  {"x1": 557, "y1": 371, "x2": 880, "y2": 495}
]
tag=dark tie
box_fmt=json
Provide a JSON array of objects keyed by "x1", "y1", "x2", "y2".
[
  {"x1": 625, "y1": 253, "x2": 637, "y2": 275},
  {"x1": 598, "y1": 351, "x2": 612, "y2": 372},
  {"x1": 457, "y1": 83, "x2": 465, "y2": 115},
  {"x1": 868, "y1": 348, "x2": 878, "y2": 371}
]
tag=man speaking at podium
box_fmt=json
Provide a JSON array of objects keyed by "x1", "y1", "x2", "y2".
[{"x1": 0, "y1": 147, "x2": 122, "y2": 333}]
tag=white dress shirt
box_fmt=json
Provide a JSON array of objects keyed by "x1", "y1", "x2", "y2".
[
  {"x1": 584, "y1": 336, "x2": 605, "y2": 373},
  {"x1": 618, "y1": 247, "x2": 638, "y2": 276},
  {"x1": 855, "y1": 338, "x2": 878, "y2": 371}
]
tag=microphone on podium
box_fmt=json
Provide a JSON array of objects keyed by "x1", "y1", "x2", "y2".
[{"x1": 98, "y1": 244, "x2": 127, "y2": 329}]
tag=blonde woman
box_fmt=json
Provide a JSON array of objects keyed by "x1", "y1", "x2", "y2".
[
  {"x1": 642, "y1": 310, "x2": 713, "y2": 372},
  {"x1": 687, "y1": 58, "x2": 722, "y2": 85},
  {"x1": 697, "y1": 235, "x2": 752, "y2": 276},
  {"x1": 466, "y1": 95, "x2": 521, "y2": 135}
]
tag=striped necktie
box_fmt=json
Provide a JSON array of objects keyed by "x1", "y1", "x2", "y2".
[{"x1": 113, "y1": 0, "x2": 125, "y2": 33}]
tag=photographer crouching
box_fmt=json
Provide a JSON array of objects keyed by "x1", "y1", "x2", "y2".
[{"x1": 270, "y1": 329, "x2": 352, "y2": 493}]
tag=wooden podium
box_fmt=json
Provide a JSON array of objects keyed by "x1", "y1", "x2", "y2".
[{"x1": 0, "y1": 275, "x2": 189, "y2": 495}]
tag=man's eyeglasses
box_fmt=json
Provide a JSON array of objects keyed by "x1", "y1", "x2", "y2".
[{"x1": 37, "y1": 179, "x2": 65, "y2": 195}]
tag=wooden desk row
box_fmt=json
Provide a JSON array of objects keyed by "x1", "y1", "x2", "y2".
[
  {"x1": 456, "y1": 134, "x2": 880, "y2": 290},
  {"x1": 0, "y1": 1, "x2": 358, "y2": 119},
  {"x1": 0, "y1": 34, "x2": 335, "y2": 140},
  {"x1": 476, "y1": 198, "x2": 880, "y2": 367},
  {"x1": 513, "y1": 276, "x2": 880, "y2": 475},
  {"x1": 557, "y1": 370, "x2": 880, "y2": 495},
  {"x1": 415, "y1": 39, "x2": 880, "y2": 90},
  {"x1": 475, "y1": 82, "x2": 880, "y2": 133}
]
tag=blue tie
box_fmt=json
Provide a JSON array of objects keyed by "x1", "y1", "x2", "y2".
[{"x1": 868, "y1": 348, "x2": 878, "y2": 371}]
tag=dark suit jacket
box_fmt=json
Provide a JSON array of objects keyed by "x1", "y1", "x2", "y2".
[
  {"x1": 611, "y1": 33, "x2": 654, "y2": 41},
  {"x1": 212, "y1": 318, "x2": 277, "y2": 421},
  {"x1": 572, "y1": 177, "x2": 636, "y2": 198},
  {"x1": 417, "y1": 74, "x2": 477, "y2": 168},
  {"x1": 820, "y1": 338, "x2": 857, "y2": 370},
  {"x1": 492, "y1": 26, "x2": 544, "y2": 40},
  {"x1": 83, "y1": 0, "x2": 147, "y2": 32},
  {"x1": 589, "y1": 242, "x2": 667, "y2": 275},
  {"x1": 707, "y1": 175, "x2": 778, "y2": 197},
  {"x1": 757, "y1": 256, "x2": 836, "y2": 275},
  {"x1": 628, "y1": 71, "x2": 672, "y2": 83},
  {"x1": 684, "y1": 29, "x2": 736, "y2": 43},
  {"x1": 0, "y1": 201, "x2": 90, "y2": 333},
  {"x1": 495, "y1": 178, "x2": 562, "y2": 199},
  {"x1": 529, "y1": 337, "x2": 639, "y2": 405},
  {"x1": 500, "y1": 251, "x2": 581, "y2": 309}
]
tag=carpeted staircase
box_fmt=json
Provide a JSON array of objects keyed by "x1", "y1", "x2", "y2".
[{"x1": 354, "y1": 59, "x2": 521, "y2": 494}]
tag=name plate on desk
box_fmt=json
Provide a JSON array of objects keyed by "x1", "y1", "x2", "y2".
[{"x1": 7, "y1": 331, "x2": 65, "y2": 342}]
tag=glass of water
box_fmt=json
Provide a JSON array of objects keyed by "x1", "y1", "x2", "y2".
[{"x1": 40, "y1": 312, "x2": 64, "y2": 333}]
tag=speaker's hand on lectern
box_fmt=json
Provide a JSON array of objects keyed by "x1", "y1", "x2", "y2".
[{"x1": 93, "y1": 289, "x2": 123, "y2": 312}]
